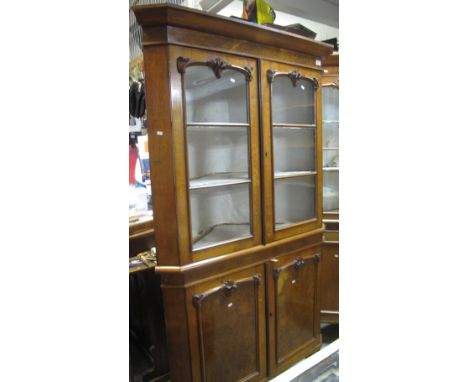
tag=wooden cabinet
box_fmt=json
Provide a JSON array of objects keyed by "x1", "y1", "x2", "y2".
[
  {"x1": 321, "y1": 54, "x2": 339, "y2": 323},
  {"x1": 132, "y1": 4, "x2": 333, "y2": 381}
]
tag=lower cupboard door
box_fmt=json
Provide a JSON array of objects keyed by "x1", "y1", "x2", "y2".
[
  {"x1": 191, "y1": 269, "x2": 266, "y2": 382},
  {"x1": 269, "y1": 251, "x2": 322, "y2": 375},
  {"x1": 320, "y1": 244, "x2": 339, "y2": 322}
]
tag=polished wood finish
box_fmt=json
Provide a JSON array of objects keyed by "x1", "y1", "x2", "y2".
[
  {"x1": 321, "y1": 54, "x2": 339, "y2": 89},
  {"x1": 151, "y1": 25, "x2": 324, "y2": 69},
  {"x1": 323, "y1": 229, "x2": 338, "y2": 243},
  {"x1": 188, "y1": 266, "x2": 266, "y2": 381},
  {"x1": 267, "y1": 249, "x2": 322, "y2": 376},
  {"x1": 320, "y1": 243, "x2": 339, "y2": 323},
  {"x1": 158, "y1": 228, "x2": 324, "y2": 379},
  {"x1": 161, "y1": 285, "x2": 193, "y2": 381},
  {"x1": 322, "y1": 54, "x2": 339, "y2": 67},
  {"x1": 157, "y1": 228, "x2": 324, "y2": 287},
  {"x1": 132, "y1": 5, "x2": 330, "y2": 381},
  {"x1": 132, "y1": 4, "x2": 333, "y2": 57},
  {"x1": 143, "y1": 44, "x2": 180, "y2": 265}
]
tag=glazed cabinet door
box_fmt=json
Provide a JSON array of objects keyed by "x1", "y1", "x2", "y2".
[
  {"x1": 267, "y1": 249, "x2": 322, "y2": 376},
  {"x1": 188, "y1": 265, "x2": 267, "y2": 382},
  {"x1": 169, "y1": 46, "x2": 261, "y2": 263},
  {"x1": 322, "y1": 80, "x2": 339, "y2": 217},
  {"x1": 260, "y1": 61, "x2": 323, "y2": 242}
]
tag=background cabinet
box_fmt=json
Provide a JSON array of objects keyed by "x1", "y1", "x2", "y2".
[
  {"x1": 320, "y1": 54, "x2": 339, "y2": 323},
  {"x1": 133, "y1": 4, "x2": 334, "y2": 381},
  {"x1": 129, "y1": 234, "x2": 170, "y2": 382},
  {"x1": 320, "y1": 235, "x2": 339, "y2": 323}
]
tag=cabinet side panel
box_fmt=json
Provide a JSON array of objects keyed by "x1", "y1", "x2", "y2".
[
  {"x1": 161, "y1": 286, "x2": 193, "y2": 382},
  {"x1": 143, "y1": 45, "x2": 180, "y2": 265}
]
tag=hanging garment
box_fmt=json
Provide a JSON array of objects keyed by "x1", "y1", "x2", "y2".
[{"x1": 129, "y1": 80, "x2": 146, "y2": 118}]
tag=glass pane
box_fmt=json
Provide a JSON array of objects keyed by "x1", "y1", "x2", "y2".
[
  {"x1": 187, "y1": 125, "x2": 249, "y2": 184},
  {"x1": 323, "y1": 121, "x2": 339, "y2": 149},
  {"x1": 274, "y1": 175, "x2": 316, "y2": 229},
  {"x1": 273, "y1": 127, "x2": 315, "y2": 172},
  {"x1": 271, "y1": 76, "x2": 315, "y2": 125},
  {"x1": 323, "y1": 148, "x2": 339, "y2": 168},
  {"x1": 323, "y1": 86, "x2": 339, "y2": 214},
  {"x1": 184, "y1": 66, "x2": 248, "y2": 123},
  {"x1": 190, "y1": 183, "x2": 252, "y2": 250},
  {"x1": 323, "y1": 87, "x2": 339, "y2": 121},
  {"x1": 323, "y1": 171, "x2": 339, "y2": 213}
]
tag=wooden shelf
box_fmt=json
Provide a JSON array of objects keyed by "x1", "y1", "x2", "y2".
[
  {"x1": 189, "y1": 173, "x2": 250, "y2": 190},
  {"x1": 274, "y1": 171, "x2": 316, "y2": 179},
  {"x1": 187, "y1": 124, "x2": 248, "y2": 135},
  {"x1": 186, "y1": 122, "x2": 249, "y2": 128},
  {"x1": 193, "y1": 223, "x2": 252, "y2": 251},
  {"x1": 273, "y1": 124, "x2": 316, "y2": 128}
]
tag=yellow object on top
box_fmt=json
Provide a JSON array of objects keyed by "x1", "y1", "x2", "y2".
[{"x1": 256, "y1": 0, "x2": 276, "y2": 25}]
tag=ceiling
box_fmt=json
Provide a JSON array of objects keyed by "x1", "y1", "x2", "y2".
[{"x1": 267, "y1": 0, "x2": 338, "y2": 28}]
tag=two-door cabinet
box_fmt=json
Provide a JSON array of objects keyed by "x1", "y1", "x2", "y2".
[
  {"x1": 320, "y1": 54, "x2": 339, "y2": 323},
  {"x1": 133, "y1": 4, "x2": 333, "y2": 381}
]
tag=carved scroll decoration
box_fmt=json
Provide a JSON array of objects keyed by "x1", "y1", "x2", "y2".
[
  {"x1": 192, "y1": 274, "x2": 261, "y2": 307},
  {"x1": 267, "y1": 69, "x2": 319, "y2": 88},
  {"x1": 177, "y1": 56, "x2": 253, "y2": 81},
  {"x1": 294, "y1": 257, "x2": 305, "y2": 270},
  {"x1": 272, "y1": 253, "x2": 320, "y2": 280}
]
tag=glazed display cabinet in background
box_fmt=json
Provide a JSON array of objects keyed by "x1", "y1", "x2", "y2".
[
  {"x1": 133, "y1": 4, "x2": 333, "y2": 381},
  {"x1": 320, "y1": 53, "x2": 339, "y2": 324}
]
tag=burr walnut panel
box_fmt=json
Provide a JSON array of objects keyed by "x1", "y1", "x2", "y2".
[
  {"x1": 192, "y1": 272, "x2": 265, "y2": 382},
  {"x1": 267, "y1": 250, "x2": 322, "y2": 376}
]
